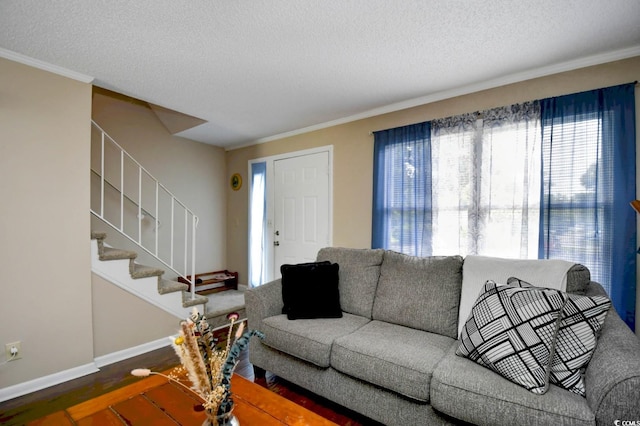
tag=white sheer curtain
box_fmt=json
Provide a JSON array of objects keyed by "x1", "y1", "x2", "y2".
[{"x1": 430, "y1": 102, "x2": 541, "y2": 257}]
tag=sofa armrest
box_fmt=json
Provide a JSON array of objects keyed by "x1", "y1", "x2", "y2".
[
  {"x1": 583, "y1": 282, "x2": 640, "y2": 425},
  {"x1": 245, "y1": 279, "x2": 283, "y2": 329}
]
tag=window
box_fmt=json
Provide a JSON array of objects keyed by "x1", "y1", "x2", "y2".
[
  {"x1": 249, "y1": 161, "x2": 267, "y2": 287},
  {"x1": 373, "y1": 102, "x2": 541, "y2": 259},
  {"x1": 539, "y1": 84, "x2": 636, "y2": 330},
  {"x1": 372, "y1": 122, "x2": 432, "y2": 255},
  {"x1": 431, "y1": 105, "x2": 541, "y2": 258},
  {"x1": 373, "y1": 84, "x2": 636, "y2": 330},
  {"x1": 540, "y1": 115, "x2": 605, "y2": 279}
]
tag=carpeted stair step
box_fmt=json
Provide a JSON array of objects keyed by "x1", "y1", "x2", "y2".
[
  {"x1": 130, "y1": 263, "x2": 164, "y2": 279},
  {"x1": 91, "y1": 231, "x2": 107, "y2": 240},
  {"x1": 182, "y1": 291, "x2": 209, "y2": 307},
  {"x1": 158, "y1": 278, "x2": 188, "y2": 295},
  {"x1": 204, "y1": 289, "x2": 245, "y2": 319},
  {"x1": 100, "y1": 246, "x2": 137, "y2": 261},
  {"x1": 92, "y1": 230, "x2": 211, "y2": 313}
]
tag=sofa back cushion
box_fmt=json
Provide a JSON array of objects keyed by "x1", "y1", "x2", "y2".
[
  {"x1": 316, "y1": 247, "x2": 385, "y2": 318},
  {"x1": 566, "y1": 264, "x2": 590, "y2": 295},
  {"x1": 372, "y1": 251, "x2": 463, "y2": 338},
  {"x1": 458, "y1": 255, "x2": 586, "y2": 338}
]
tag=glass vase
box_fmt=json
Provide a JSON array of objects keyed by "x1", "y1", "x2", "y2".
[{"x1": 203, "y1": 407, "x2": 238, "y2": 426}]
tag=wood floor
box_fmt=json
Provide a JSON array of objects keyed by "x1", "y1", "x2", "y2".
[{"x1": 0, "y1": 345, "x2": 383, "y2": 426}]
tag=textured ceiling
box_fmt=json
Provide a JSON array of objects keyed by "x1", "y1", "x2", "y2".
[{"x1": 1, "y1": 1, "x2": 639, "y2": 149}]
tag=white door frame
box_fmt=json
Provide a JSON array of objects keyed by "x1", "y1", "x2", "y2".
[{"x1": 248, "y1": 145, "x2": 334, "y2": 283}]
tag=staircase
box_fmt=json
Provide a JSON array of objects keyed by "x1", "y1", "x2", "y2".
[
  {"x1": 91, "y1": 231, "x2": 208, "y2": 318},
  {"x1": 91, "y1": 231, "x2": 247, "y2": 324},
  {"x1": 90, "y1": 121, "x2": 246, "y2": 325}
]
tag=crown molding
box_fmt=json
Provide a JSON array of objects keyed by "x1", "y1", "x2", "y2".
[
  {"x1": 244, "y1": 45, "x2": 640, "y2": 149},
  {"x1": 0, "y1": 47, "x2": 94, "y2": 83}
]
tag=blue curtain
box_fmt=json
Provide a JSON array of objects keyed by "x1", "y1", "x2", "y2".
[
  {"x1": 540, "y1": 83, "x2": 636, "y2": 330},
  {"x1": 249, "y1": 161, "x2": 267, "y2": 287},
  {"x1": 372, "y1": 122, "x2": 432, "y2": 256}
]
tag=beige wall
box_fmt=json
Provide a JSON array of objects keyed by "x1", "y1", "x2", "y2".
[
  {"x1": 91, "y1": 90, "x2": 227, "y2": 274},
  {"x1": 0, "y1": 58, "x2": 93, "y2": 387},
  {"x1": 226, "y1": 57, "x2": 640, "y2": 331},
  {"x1": 91, "y1": 273, "x2": 178, "y2": 357}
]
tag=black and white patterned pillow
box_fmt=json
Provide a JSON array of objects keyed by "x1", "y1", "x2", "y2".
[
  {"x1": 456, "y1": 280, "x2": 568, "y2": 394},
  {"x1": 507, "y1": 277, "x2": 611, "y2": 396}
]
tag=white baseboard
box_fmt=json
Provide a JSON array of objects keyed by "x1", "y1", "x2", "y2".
[
  {"x1": 0, "y1": 362, "x2": 99, "y2": 403},
  {"x1": 0, "y1": 335, "x2": 175, "y2": 403},
  {"x1": 94, "y1": 335, "x2": 175, "y2": 368}
]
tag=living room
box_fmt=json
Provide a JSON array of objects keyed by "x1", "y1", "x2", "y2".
[{"x1": 1, "y1": 2, "x2": 640, "y2": 423}]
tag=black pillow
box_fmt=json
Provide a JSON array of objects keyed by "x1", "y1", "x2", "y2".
[{"x1": 281, "y1": 261, "x2": 342, "y2": 320}]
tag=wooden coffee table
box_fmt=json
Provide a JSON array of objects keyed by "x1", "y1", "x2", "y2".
[{"x1": 27, "y1": 369, "x2": 338, "y2": 425}]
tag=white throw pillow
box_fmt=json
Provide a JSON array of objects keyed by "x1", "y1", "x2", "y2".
[
  {"x1": 457, "y1": 280, "x2": 567, "y2": 394},
  {"x1": 508, "y1": 277, "x2": 611, "y2": 396}
]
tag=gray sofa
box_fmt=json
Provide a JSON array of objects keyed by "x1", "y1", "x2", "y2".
[{"x1": 245, "y1": 247, "x2": 640, "y2": 425}]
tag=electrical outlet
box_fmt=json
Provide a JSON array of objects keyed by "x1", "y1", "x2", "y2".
[{"x1": 5, "y1": 341, "x2": 21, "y2": 361}]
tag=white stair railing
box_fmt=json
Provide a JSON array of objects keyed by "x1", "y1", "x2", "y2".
[{"x1": 90, "y1": 120, "x2": 199, "y2": 300}]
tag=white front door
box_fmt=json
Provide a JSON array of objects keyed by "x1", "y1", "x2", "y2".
[{"x1": 273, "y1": 151, "x2": 330, "y2": 277}]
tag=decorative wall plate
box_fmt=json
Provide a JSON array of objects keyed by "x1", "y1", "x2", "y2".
[{"x1": 230, "y1": 173, "x2": 242, "y2": 191}]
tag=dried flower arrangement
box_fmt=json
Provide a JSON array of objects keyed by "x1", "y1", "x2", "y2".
[{"x1": 132, "y1": 308, "x2": 264, "y2": 425}]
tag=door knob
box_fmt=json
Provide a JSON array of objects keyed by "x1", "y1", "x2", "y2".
[{"x1": 274, "y1": 241, "x2": 280, "y2": 246}]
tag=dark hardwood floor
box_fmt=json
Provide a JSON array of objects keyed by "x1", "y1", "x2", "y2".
[
  {"x1": 256, "y1": 372, "x2": 384, "y2": 426},
  {"x1": 0, "y1": 345, "x2": 179, "y2": 426},
  {"x1": 0, "y1": 344, "x2": 383, "y2": 426}
]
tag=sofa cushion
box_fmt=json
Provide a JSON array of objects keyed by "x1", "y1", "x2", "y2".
[
  {"x1": 280, "y1": 261, "x2": 342, "y2": 320},
  {"x1": 260, "y1": 313, "x2": 370, "y2": 367},
  {"x1": 432, "y1": 345, "x2": 595, "y2": 426},
  {"x1": 331, "y1": 320, "x2": 455, "y2": 402},
  {"x1": 458, "y1": 255, "x2": 577, "y2": 337},
  {"x1": 566, "y1": 264, "x2": 591, "y2": 295},
  {"x1": 316, "y1": 247, "x2": 385, "y2": 318},
  {"x1": 372, "y1": 251, "x2": 463, "y2": 338},
  {"x1": 456, "y1": 280, "x2": 568, "y2": 394},
  {"x1": 582, "y1": 282, "x2": 640, "y2": 426},
  {"x1": 508, "y1": 277, "x2": 611, "y2": 396}
]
